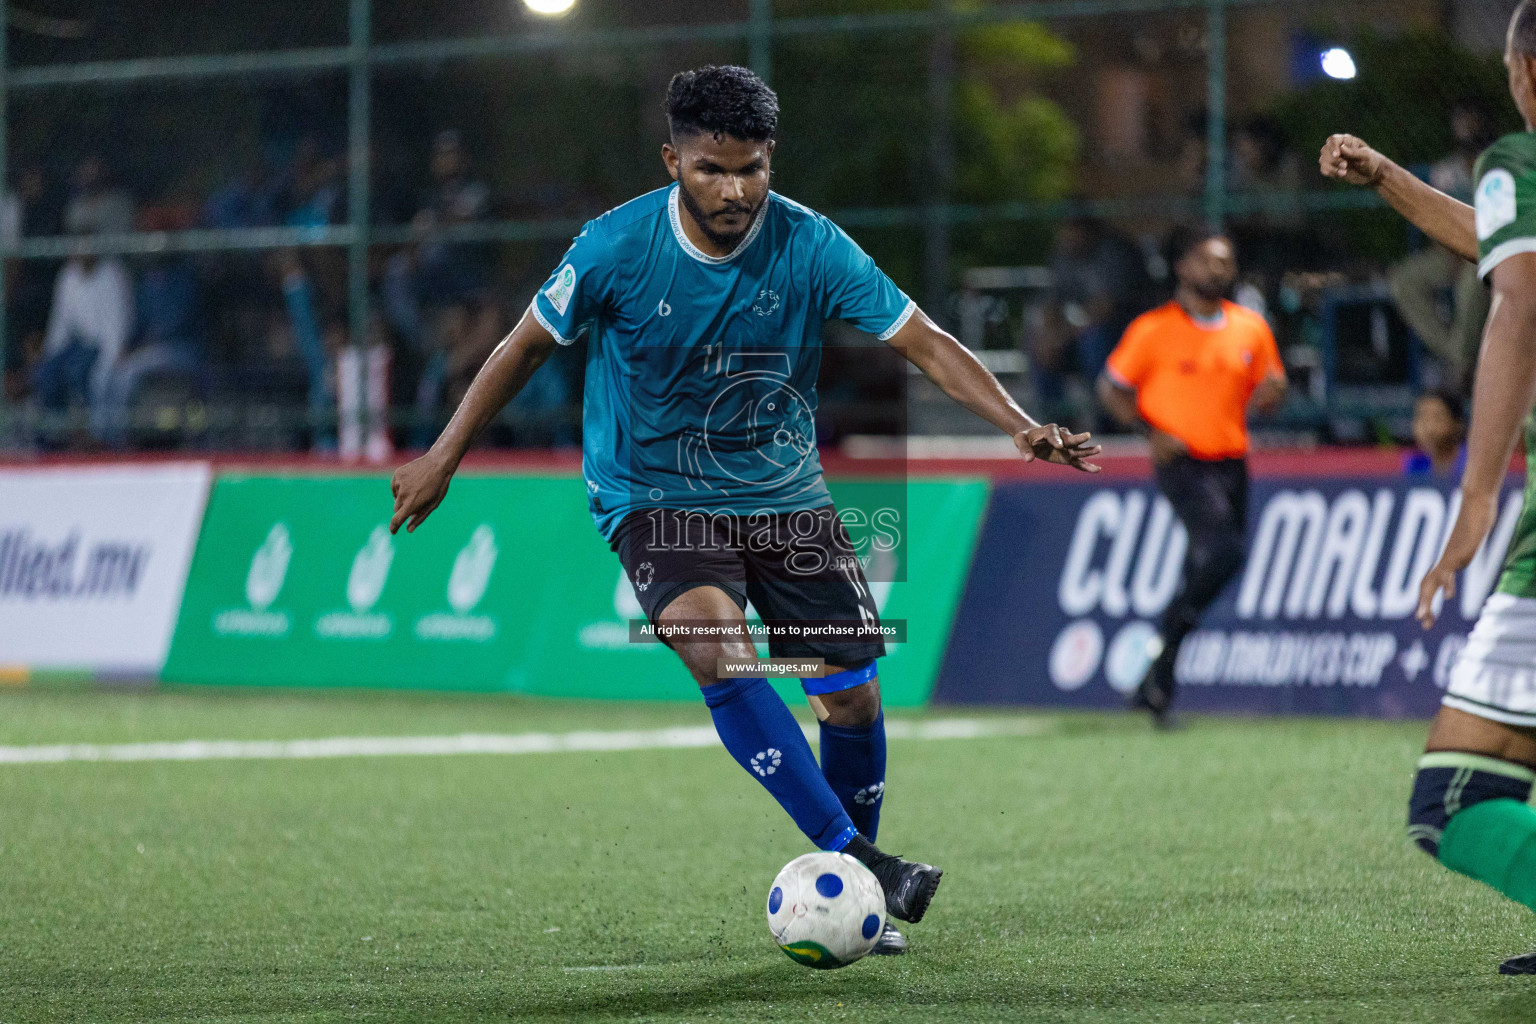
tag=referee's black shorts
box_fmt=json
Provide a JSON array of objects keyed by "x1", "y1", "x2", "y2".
[{"x1": 608, "y1": 505, "x2": 886, "y2": 664}]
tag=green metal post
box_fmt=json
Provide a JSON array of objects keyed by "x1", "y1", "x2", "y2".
[
  {"x1": 1203, "y1": 0, "x2": 1226, "y2": 229},
  {"x1": 347, "y1": 0, "x2": 372, "y2": 454},
  {"x1": 749, "y1": 0, "x2": 772, "y2": 85}
]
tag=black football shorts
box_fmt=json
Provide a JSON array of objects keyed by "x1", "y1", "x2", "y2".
[{"x1": 608, "y1": 505, "x2": 886, "y2": 664}]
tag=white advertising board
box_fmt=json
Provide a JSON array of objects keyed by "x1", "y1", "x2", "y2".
[{"x1": 0, "y1": 463, "x2": 212, "y2": 672}]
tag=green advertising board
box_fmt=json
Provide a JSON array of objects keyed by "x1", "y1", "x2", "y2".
[{"x1": 163, "y1": 473, "x2": 987, "y2": 706}]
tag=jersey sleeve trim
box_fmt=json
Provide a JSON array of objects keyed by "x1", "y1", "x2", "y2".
[
  {"x1": 876, "y1": 299, "x2": 918, "y2": 341},
  {"x1": 1103, "y1": 363, "x2": 1136, "y2": 391},
  {"x1": 1479, "y1": 236, "x2": 1536, "y2": 281},
  {"x1": 528, "y1": 300, "x2": 576, "y2": 346}
]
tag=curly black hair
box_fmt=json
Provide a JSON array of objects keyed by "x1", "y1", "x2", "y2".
[{"x1": 665, "y1": 65, "x2": 779, "y2": 142}]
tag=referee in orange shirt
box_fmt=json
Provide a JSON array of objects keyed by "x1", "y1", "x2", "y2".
[{"x1": 1096, "y1": 226, "x2": 1287, "y2": 726}]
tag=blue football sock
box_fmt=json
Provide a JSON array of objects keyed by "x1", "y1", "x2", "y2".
[
  {"x1": 700, "y1": 677, "x2": 857, "y2": 851},
  {"x1": 819, "y1": 708, "x2": 887, "y2": 841}
]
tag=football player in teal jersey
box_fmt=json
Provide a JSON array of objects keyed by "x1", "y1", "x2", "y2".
[
  {"x1": 1322, "y1": 0, "x2": 1536, "y2": 974},
  {"x1": 391, "y1": 65, "x2": 1100, "y2": 954}
]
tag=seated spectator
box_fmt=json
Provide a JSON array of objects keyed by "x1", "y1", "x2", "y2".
[
  {"x1": 1388, "y1": 99, "x2": 1498, "y2": 392},
  {"x1": 62, "y1": 155, "x2": 133, "y2": 236},
  {"x1": 33, "y1": 241, "x2": 134, "y2": 442},
  {"x1": 101, "y1": 255, "x2": 205, "y2": 447},
  {"x1": 1404, "y1": 388, "x2": 1467, "y2": 479}
]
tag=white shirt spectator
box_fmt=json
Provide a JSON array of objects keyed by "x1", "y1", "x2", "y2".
[{"x1": 43, "y1": 256, "x2": 134, "y2": 404}]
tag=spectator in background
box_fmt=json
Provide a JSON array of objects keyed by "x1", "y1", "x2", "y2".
[
  {"x1": 1388, "y1": 99, "x2": 1498, "y2": 392},
  {"x1": 3, "y1": 165, "x2": 59, "y2": 403},
  {"x1": 33, "y1": 225, "x2": 134, "y2": 441},
  {"x1": 1029, "y1": 215, "x2": 1153, "y2": 422},
  {"x1": 204, "y1": 161, "x2": 278, "y2": 232},
  {"x1": 271, "y1": 135, "x2": 349, "y2": 453},
  {"x1": 62, "y1": 155, "x2": 133, "y2": 237},
  {"x1": 382, "y1": 128, "x2": 493, "y2": 445},
  {"x1": 101, "y1": 255, "x2": 204, "y2": 447},
  {"x1": 1226, "y1": 115, "x2": 1315, "y2": 317},
  {"x1": 1174, "y1": 109, "x2": 1209, "y2": 197},
  {"x1": 1404, "y1": 388, "x2": 1467, "y2": 479},
  {"x1": 1229, "y1": 115, "x2": 1302, "y2": 193}
]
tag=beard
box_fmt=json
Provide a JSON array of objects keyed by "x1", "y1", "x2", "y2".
[
  {"x1": 677, "y1": 180, "x2": 760, "y2": 251},
  {"x1": 1188, "y1": 278, "x2": 1230, "y2": 302}
]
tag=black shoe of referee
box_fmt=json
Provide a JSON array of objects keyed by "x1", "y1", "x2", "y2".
[
  {"x1": 843, "y1": 834, "x2": 943, "y2": 924},
  {"x1": 1128, "y1": 649, "x2": 1180, "y2": 729}
]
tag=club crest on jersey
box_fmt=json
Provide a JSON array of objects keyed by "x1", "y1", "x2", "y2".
[
  {"x1": 753, "y1": 289, "x2": 781, "y2": 317},
  {"x1": 545, "y1": 264, "x2": 577, "y2": 316},
  {"x1": 633, "y1": 561, "x2": 654, "y2": 592}
]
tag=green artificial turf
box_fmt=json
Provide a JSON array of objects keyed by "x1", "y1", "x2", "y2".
[{"x1": 2, "y1": 686, "x2": 1535, "y2": 1023}]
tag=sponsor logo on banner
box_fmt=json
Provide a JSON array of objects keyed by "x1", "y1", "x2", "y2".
[
  {"x1": 937, "y1": 478, "x2": 1527, "y2": 717},
  {"x1": 414, "y1": 525, "x2": 499, "y2": 641},
  {"x1": 213, "y1": 524, "x2": 294, "y2": 637},
  {"x1": 0, "y1": 464, "x2": 211, "y2": 672},
  {"x1": 1104, "y1": 620, "x2": 1159, "y2": 695},
  {"x1": 1048, "y1": 620, "x2": 1103, "y2": 691},
  {"x1": 165, "y1": 475, "x2": 985, "y2": 706},
  {"x1": 315, "y1": 526, "x2": 396, "y2": 640},
  {"x1": 0, "y1": 531, "x2": 150, "y2": 600}
]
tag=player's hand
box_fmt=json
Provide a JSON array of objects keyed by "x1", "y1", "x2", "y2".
[
  {"x1": 1015, "y1": 424, "x2": 1102, "y2": 473},
  {"x1": 1147, "y1": 428, "x2": 1189, "y2": 465},
  {"x1": 390, "y1": 451, "x2": 456, "y2": 534},
  {"x1": 1416, "y1": 490, "x2": 1498, "y2": 629},
  {"x1": 1319, "y1": 134, "x2": 1386, "y2": 187}
]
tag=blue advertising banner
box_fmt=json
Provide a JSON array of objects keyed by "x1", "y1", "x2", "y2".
[{"x1": 935, "y1": 475, "x2": 1527, "y2": 717}]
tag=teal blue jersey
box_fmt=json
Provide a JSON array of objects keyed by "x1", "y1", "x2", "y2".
[{"x1": 531, "y1": 185, "x2": 916, "y2": 540}]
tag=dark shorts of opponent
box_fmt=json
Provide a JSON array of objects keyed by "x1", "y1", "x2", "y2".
[{"x1": 609, "y1": 505, "x2": 886, "y2": 666}]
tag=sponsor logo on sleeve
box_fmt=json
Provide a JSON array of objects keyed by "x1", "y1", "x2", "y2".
[
  {"x1": 544, "y1": 264, "x2": 577, "y2": 316},
  {"x1": 1476, "y1": 168, "x2": 1517, "y2": 240}
]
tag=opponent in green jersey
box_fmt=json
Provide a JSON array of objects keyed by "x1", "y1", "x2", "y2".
[
  {"x1": 1476, "y1": 130, "x2": 1536, "y2": 597},
  {"x1": 1320, "y1": 0, "x2": 1536, "y2": 974}
]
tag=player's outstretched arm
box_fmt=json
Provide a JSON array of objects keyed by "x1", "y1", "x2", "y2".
[
  {"x1": 390, "y1": 307, "x2": 560, "y2": 533},
  {"x1": 1417, "y1": 254, "x2": 1536, "y2": 627},
  {"x1": 884, "y1": 307, "x2": 1101, "y2": 472},
  {"x1": 1319, "y1": 133, "x2": 1478, "y2": 262}
]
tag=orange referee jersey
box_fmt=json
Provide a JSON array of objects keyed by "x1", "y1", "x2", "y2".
[{"x1": 1104, "y1": 300, "x2": 1284, "y2": 460}]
